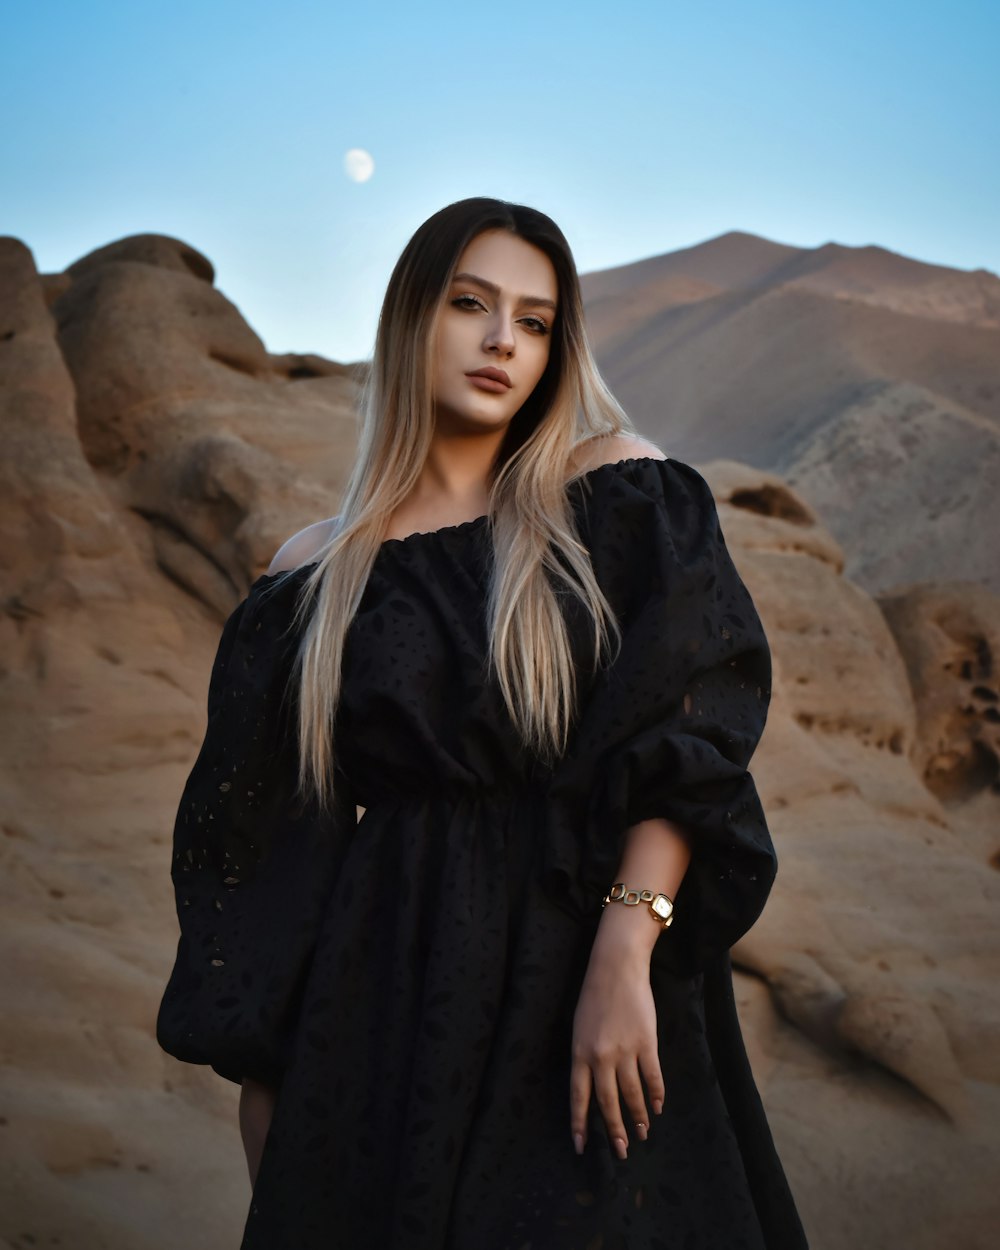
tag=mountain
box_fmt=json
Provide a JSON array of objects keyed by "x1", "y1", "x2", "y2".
[{"x1": 581, "y1": 230, "x2": 1000, "y2": 595}]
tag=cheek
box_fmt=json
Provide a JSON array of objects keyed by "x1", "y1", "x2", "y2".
[
  {"x1": 529, "y1": 338, "x2": 552, "y2": 385},
  {"x1": 442, "y1": 316, "x2": 478, "y2": 363},
  {"x1": 433, "y1": 322, "x2": 465, "y2": 379}
]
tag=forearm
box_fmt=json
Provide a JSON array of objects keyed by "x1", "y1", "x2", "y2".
[
  {"x1": 592, "y1": 817, "x2": 693, "y2": 965},
  {"x1": 239, "y1": 1077, "x2": 278, "y2": 1188}
]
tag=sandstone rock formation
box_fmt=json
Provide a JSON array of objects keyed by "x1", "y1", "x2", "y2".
[
  {"x1": 1, "y1": 232, "x2": 997, "y2": 1250},
  {"x1": 702, "y1": 463, "x2": 1000, "y2": 1247},
  {"x1": 0, "y1": 232, "x2": 360, "y2": 1250}
]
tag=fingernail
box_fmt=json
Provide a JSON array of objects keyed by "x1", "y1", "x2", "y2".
[
  {"x1": 573, "y1": 1133, "x2": 584, "y2": 1155},
  {"x1": 635, "y1": 1122, "x2": 648, "y2": 1141},
  {"x1": 652, "y1": 1099, "x2": 663, "y2": 1115},
  {"x1": 614, "y1": 1136, "x2": 628, "y2": 1159}
]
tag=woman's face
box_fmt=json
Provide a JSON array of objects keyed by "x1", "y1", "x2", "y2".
[{"x1": 430, "y1": 228, "x2": 559, "y2": 435}]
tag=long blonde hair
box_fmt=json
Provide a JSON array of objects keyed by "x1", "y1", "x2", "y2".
[{"x1": 277, "y1": 197, "x2": 635, "y2": 813}]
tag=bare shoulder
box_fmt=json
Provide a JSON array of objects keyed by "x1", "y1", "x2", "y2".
[
  {"x1": 266, "y1": 516, "x2": 341, "y2": 575},
  {"x1": 568, "y1": 433, "x2": 667, "y2": 476}
]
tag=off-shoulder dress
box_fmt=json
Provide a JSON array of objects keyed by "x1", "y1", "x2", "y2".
[{"x1": 156, "y1": 455, "x2": 809, "y2": 1249}]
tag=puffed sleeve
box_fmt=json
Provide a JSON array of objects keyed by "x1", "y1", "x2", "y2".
[
  {"x1": 155, "y1": 571, "x2": 357, "y2": 1086},
  {"x1": 542, "y1": 456, "x2": 776, "y2": 978}
]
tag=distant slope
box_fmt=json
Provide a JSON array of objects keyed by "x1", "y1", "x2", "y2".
[{"x1": 582, "y1": 230, "x2": 1000, "y2": 593}]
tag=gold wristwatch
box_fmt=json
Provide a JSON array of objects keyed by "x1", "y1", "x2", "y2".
[{"x1": 601, "y1": 882, "x2": 675, "y2": 928}]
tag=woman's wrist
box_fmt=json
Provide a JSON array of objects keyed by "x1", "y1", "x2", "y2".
[
  {"x1": 592, "y1": 897, "x2": 663, "y2": 966},
  {"x1": 596, "y1": 816, "x2": 690, "y2": 968}
]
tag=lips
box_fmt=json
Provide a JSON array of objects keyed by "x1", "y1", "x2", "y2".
[{"x1": 466, "y1": 367, "x2": 512, "y2": 388}]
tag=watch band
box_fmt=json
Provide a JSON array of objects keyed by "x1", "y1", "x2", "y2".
[{"x1": 602, "y1": 881, "x2": 675, "y2": 928}]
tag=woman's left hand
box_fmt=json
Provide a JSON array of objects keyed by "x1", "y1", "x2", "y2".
[{"x1": 569, "y1": 917, "x2": 665, "y2": 1160}]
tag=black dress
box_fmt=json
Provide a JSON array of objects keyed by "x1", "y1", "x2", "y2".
[{"x1": 156, "y1": 455, "x2": 809, "y2": 1250}]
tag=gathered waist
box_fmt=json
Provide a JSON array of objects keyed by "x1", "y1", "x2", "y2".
[{"x1": 354, "y1": 772, "x2": 553, "y2": 813}]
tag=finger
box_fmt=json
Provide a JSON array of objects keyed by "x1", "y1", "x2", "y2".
[
  {"x1": 617, "y1": 1055, "x2": 651, "y2": 1140},
  {"x1": 593, "y1": 1059, "x2": 630, "y2": 1159},
  {"x1": 638, "y1": 1039, "x2": 666, "y2": 1116},
  {"x1": 569, "y1": 1058, "x2": 592, "y2": 1153}
]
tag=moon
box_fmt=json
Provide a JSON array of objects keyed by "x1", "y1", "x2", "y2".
[{"x1": 344, "y1": 148, "x2": 375, "y2": 183}]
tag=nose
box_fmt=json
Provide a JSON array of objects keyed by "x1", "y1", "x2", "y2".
[{"x1": 483, "y1": 308, "x2": 515, "y2": 357}]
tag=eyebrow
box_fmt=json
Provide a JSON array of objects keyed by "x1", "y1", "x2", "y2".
[{"x1": 451, "y1": 271, "x2": 558, "y2": 312}]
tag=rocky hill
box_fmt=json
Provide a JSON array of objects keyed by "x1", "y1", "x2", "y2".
[
  {"x1": 0, "y1": 232, "x2": 997, "y2": 1250},
  {"x1": 582, "y1": 230, "x2": 1000, "y2": 597}
]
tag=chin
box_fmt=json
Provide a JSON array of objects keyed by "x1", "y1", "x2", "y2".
[{"x1": 437, "y1": 398, "x2": 515, "y2": 429}]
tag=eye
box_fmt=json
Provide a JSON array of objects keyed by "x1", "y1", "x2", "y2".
[
  {"x1": 453, "y1": 294, "x2": 485, "y2": 311},
  {"x1": 452, "y1": 295, "x2": 550, "y2": 335}
]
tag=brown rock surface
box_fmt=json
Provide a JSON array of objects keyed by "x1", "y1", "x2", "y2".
[
  {"x1": 1, "y1": 234, "x2": 998, "y2": 1249},
  {"x1": 703, "y1": 462, "x2": 1000, "y2": 1246},
  {"x1": 0, "y1": 232, "x2": 360, "y2": 1249}
]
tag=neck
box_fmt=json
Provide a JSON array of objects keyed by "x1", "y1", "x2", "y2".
[{"x1": 413, "y1": 428, "x2": 508, "y2": 513}]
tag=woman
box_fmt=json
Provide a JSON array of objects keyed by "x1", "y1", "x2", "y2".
[{"x1": 157, "y1": 197, "x2": 809, "y2": 1248}]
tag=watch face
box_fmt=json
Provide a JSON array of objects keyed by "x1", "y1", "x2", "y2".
[{"x1": 651, "y1": 896, "x2": 673, "y2": 920}]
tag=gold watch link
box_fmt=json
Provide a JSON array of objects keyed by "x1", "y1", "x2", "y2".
[{"x1": 601, "y1": 881, "x2": 675, "y2": 928}]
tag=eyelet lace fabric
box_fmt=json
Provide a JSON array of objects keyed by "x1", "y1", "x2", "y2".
[{"x1": 156, "y1": 456, "x2": 809, "y2": 1249}]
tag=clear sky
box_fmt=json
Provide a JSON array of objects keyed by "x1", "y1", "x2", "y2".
[{"x1": 2, "y1": 0, "x2": 997, "y2": 363}]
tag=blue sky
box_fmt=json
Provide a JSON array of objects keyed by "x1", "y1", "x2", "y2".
[{"x1": 2, "y1": 0, "x2": 997, "y2": 363}]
